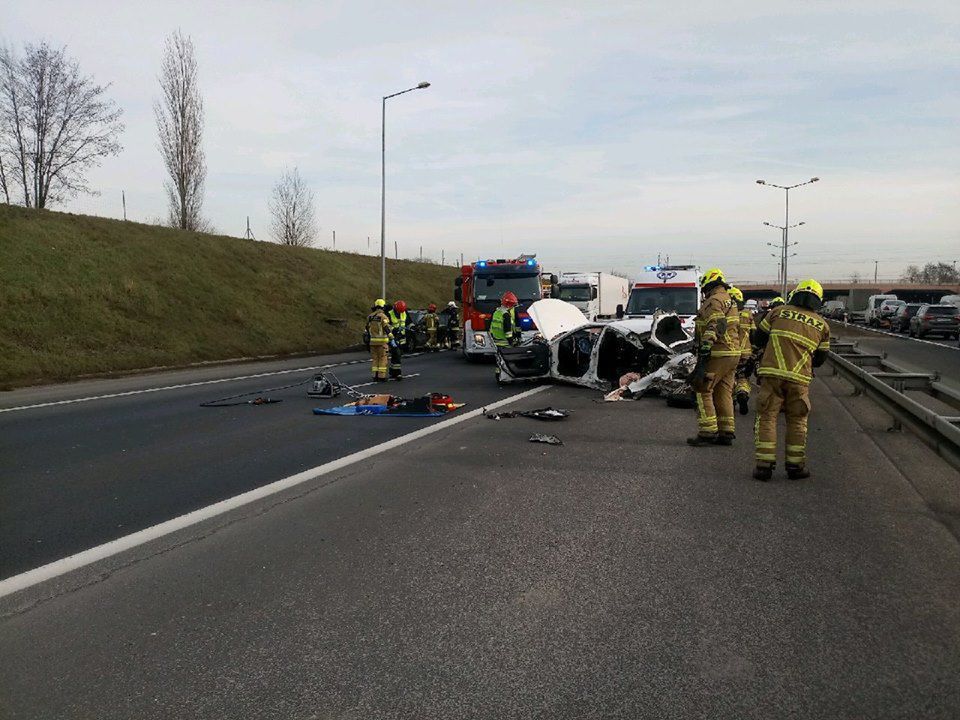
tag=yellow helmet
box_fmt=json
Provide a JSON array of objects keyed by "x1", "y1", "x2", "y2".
[
  {"x1": 728, "y1": 286, "x2": 744, "y2": 303},
  {"x1": 374, "y1": 298, "x2": 386, "y2": 307},
  {"x1": 769, "y1": 296, "x2": 785, "y2": 307},
  {"x1": 700, "y1": 268, "x2": 725, "y2": 287},
  {"x1": 793, "y1": 279, "x2": 823, "y2": 301}
]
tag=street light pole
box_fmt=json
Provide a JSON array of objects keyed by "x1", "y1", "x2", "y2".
[
  {"x1": 763, "y1": 220, "x2": 805, "y2": 293},
  {"x1": 380, "y1": 81, "x2": 431, "y2": 299},
  {"x1": 757, "y1": 177, "x2": 819, "y2": 297}
]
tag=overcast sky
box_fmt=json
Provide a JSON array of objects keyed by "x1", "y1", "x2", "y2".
[{"x1": 5, "y1": 1, "x2": 959, "y2": 281}]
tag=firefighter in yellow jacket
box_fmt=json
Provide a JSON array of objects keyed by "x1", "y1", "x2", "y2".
[
  {"x1": 728, "y1": 286, "x2": 754, "y2": 415},
  {"x1": 688, "y1": 268, "x2": 741, "y2": 446},
  {"x1": 752, "y1": 279, "x2": 830, "y2": 481},
  {"x1": 366, "y1": 299, "x2": 391, "y2": 381}
]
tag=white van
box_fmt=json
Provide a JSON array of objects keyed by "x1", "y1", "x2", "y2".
[
  {"x1": 940, "y1": 294, "x2": 960, "y2": 309},
  {"x1": 866, "y1": 294, "x2": 898, "y2": 326}
]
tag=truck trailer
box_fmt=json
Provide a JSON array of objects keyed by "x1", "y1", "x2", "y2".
[{"x1": 555, "y1": 272, "x2": 630, "y2": 321}]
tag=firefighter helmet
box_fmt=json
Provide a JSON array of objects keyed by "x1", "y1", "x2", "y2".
[
  {"x1": 374, "y1": 298, "x2": 386, "y2": 308},
  {"x1": 769, "y1": 296, "x2": 785, "y2": 308},
  {"x1": 501, "y1": 291, "x2": 518, "y2": 307},
  {"x1": 793, "y1": 279, "x2": 824, "y2": 301},
  {"x1": 394, "y1": 300, "x2": 407, "y2": 313},
  {"x1": 427, "y1": 303, "x2": 437, "y2": 312},
  {"x1": 700, "y1": 268, "x2": 726, "y2": 288},
  {"x1": 728, "y1": 286, "x2": 744, "y2": 303}
]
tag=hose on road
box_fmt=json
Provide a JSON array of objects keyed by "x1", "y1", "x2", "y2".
[{"x1": 199, "y1": 371, "x2": 366, "y2": 408}]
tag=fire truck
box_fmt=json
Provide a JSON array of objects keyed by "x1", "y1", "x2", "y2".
[{"x1": 454, "y1": 254, "x2": 545, "y2": 360}]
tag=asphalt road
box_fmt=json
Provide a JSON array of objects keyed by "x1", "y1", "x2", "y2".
[
  {"x1": 0, "y1": 348, "x2": 513, "y2": 579},
  {"x1": 1, "y1": 373, "x2": 958, "y2": 718},
  {"x1": 830, "y1": 320, "x2": 960, "y2": 391}
]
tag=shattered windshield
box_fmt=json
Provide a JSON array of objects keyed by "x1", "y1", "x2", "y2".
[
  {"x1": 557, "y1": 285, "x2": 592, "y2": 302},
  {"x1": 473, "y1": 273, "x2": 541, "y2": 303},
  {"x1": 626, "y1": 287, "x2": 698, "y2": 315}
]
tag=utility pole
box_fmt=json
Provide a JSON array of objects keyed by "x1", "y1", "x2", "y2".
[
  {"x1": 122, "y1": 190, "x2": 127, "y2": 221},
  {"x1": 367, "y1": 236, "x2": 371, "y2": 251},
  {"x1": 441, "y1": 249, "x2": 445, "y2": 265},
  {"x1": 459, "y1": 253, "x2": 464, "y2": 267},
  {"x1": 332, "y1": 229, "x2": 336, "y2": 250},
  {"x1": 394, "y1": 240, "x2": 398, "y2": 259},
  {"x1": 419, "y1": 245, "x2": 423, "y2": 261},
  {"x1": 874, "y1": 259, "x2": 878, "y2": 283}
]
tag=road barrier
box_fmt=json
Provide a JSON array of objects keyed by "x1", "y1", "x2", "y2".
[{"x1": 828, "y1": 340, "x2": 960, "y2": 470}]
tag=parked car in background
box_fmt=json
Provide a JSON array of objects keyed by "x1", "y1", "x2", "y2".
[
  {"x1": 822, "y1": 299, "x2": 846, "y2": 319},
  {"x1": 909, "y1": 304, "x2": 960, "y2": 339},
  {"x1": 893, "y1": 303, "x2": 923, "y2": 333},
  {"x1": 940, "y1": 294, "x2": 960, "y2": 310},
  {"x1": 866, "y1": 294, "x2": 898, "y2": 326},
  {"x1": 877, "y1": 299, "x2": 906, "y2": 328}
]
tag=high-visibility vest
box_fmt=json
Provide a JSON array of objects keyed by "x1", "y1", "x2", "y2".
[
  {"x1": 367, "y1": 310, "x2": 391, "y2": 345},
  {"x1": 490, "y1": 306, "x2": 517, "y2": 346},
  {"x1": 388, "y1": 310, "x2": 407, "y2": 339}
]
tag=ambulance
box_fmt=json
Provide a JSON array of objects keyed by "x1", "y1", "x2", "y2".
[{"x1": 621, "y1": 264, "x2": 700, "y2": 334}]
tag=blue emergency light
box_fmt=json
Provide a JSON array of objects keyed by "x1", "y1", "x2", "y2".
[
  {"x1": 526, "y1": 259, "x2": 536, "y2": 266},
  {"x1": 520, "y1": 316, "x2": 533, "y2": 328},
  {"x1": 478, "y1": 260, "x2": 487, "y2": 267}
]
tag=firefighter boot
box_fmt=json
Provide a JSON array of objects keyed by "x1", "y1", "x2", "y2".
[
  {"x1": 716, "y1": 432, "x2": 734, "y2": 446},
  {"x1": 736, "y1": 391, "x2": 750, "y2": 416},
  {"x1": 687, "y1": 434, "x2": 718, "y2": 447},
  {"x1": 786, "y1": 464, "x2": 810, "y2": 480},
  {"x1": 753, "y1": 465, "x2": 773, "y2": 481}
]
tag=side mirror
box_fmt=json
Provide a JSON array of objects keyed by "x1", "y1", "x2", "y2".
[
  {"x1": 454, "y1": 287, "x2": 462, "y2": 302},
  {"x1": 616, "y1": 304, "x2": 624, "y2": 319},
  {"x1": 591, "y1": 287, "x2": 598, "y2": 300}
]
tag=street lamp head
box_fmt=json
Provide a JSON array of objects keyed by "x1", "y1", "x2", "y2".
[
  {"x1": 756, "y1": 180, "x2": 766, "y2": 185},
  {"x1": 810, "y1": 177, "x2": 819, "y2": 182},
  {"x1": 417, "y1": 82, "x2": 431, "y2": 89},
  {"x1": 763, "y1": 221, "x2": 771, "y2": 226},
  {"x1": 798, "y1": 221, "x2": 805, "y2": 225}
]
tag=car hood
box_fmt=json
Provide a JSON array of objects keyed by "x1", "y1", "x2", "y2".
[{"x1": 527, "y1": 299, "x2": 593, "y2": 340}]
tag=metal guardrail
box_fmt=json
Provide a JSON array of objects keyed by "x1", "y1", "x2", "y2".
[{"x1": 827, "y1": 340, "x2": 960, "y2": 470}]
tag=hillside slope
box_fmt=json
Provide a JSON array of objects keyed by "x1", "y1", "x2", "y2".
[{"x1": 0, "y1": 205, "x2": 457, "y2": 386}]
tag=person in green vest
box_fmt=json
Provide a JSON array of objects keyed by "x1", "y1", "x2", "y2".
[
  {"x1": 387, "y1": 300, "x2": 408, "y2": 379},
  {"x1": 491, "y1": 291, "x2": 521, "y2": 382},
  {"x1": 490, "y1": 291, "x2": 521, "y2": 348}
]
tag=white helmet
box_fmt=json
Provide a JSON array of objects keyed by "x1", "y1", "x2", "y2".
[{"x1": 447, "y1": 301, "x2": 457, "y2": 308}]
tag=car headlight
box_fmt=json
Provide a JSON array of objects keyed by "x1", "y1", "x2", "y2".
[{"x1": 473, "y1": 333, "x2": 486, "y2": 347}]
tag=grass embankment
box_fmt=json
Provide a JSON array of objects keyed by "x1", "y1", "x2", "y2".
[{"x1": 0, "y1": 205, "x2": 457, "y2": 387}]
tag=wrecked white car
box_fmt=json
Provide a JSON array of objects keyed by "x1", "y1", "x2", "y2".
[{"x1": 496, "y1": 298, "x2": 695, "y2": 391}]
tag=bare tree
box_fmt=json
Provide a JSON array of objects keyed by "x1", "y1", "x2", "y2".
[
  {"x1": 901, "y1": 261, "x2": 959, "y2": 284},
  {"x1": 269, "y1": 167, "x2": 317, "y2": 247},
  {"x1": 154, "y1": 31, "x2": 207, "y2": 231},
  {"x1": 0, "y1": 42, "x2": 123, "y2": 208}
]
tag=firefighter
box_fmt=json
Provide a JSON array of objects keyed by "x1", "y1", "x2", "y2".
[
  {"x1": 424, "y1": 303, "x2": 439, "y2": 350},
  {"x1": 755, "y1": 295, "x2": 784, "y2": 326},
  {"x1": 490, "y1": 292, "x2": 521, "y2": 348},
  {"x1": 688, "y1": 268, "x2": 741, "y2": 446},
  {"x1": 752, "y1": 279, "x2": 830, "y2": 481},
  {"x1": 366, "y1": 299, "x2": 391, "y2": 381},
  {"x1": 387, "y1": 300, "x2": 407, "y2": 379},
  {"x1": 444, "y1": 301, "x2": 461, "y2": 349},
  {"x1": 728, "y1": 286, "x2": 754, "y2": 415}
]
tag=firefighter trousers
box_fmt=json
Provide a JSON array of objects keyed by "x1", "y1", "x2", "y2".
[
  {"x1": 370, "y1": 343, "x2": 388, "y2": 380},
  {"x1": 693, "y1": 355, "x2": 739, "y2": 437},
  {"x1": 734, "y1": 372, "x2": 752, "y2": 397},
  {"x1": 427, "y1": 328, "x2": 438, "y2": 349},
  {"x1": 754, "y1": 378, "x2": 811, "y2": 468},
  {"x1": 388, "y1": 343, "x2": 403, "y2": 378}
]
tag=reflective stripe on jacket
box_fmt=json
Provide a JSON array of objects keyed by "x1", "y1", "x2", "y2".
[
  {"x1": 367, "y1": 310, "x2": 391, "y2": 344},
  {"x1": 757, "y1": 304, "x2": 831, "y2": 385},
  {"x1": 695, "y1": 286, "x2": 740, "y2": 357},
  {"x1": 739, "y1": 308, "x2": 754, "y2": 360},
  {"x1": 490, "y1": 306, "x2": 517, "y2": 346}
]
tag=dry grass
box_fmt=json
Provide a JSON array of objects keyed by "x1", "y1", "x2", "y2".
[{"x1": 0, "y1": 205, "x2": 457, "y2": 386}]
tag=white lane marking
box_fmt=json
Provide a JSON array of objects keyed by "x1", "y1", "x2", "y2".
[
  {"x1": 833, "y1": 321, "x2": 959, "y2": 351},
  {"x1": 0, "y1": 383, "x2": 550, "y2": 599},
  {"x1": 0, "y1": 358, "x2": 376, "y2": 414},
  {"x1": 351, "y1": 373, "x2": 421, "y2": 389}
]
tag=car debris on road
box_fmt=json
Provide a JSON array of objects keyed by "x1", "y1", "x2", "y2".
[{"x1": 528, "y1": 433, "x2": 563, "y2": 446}]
